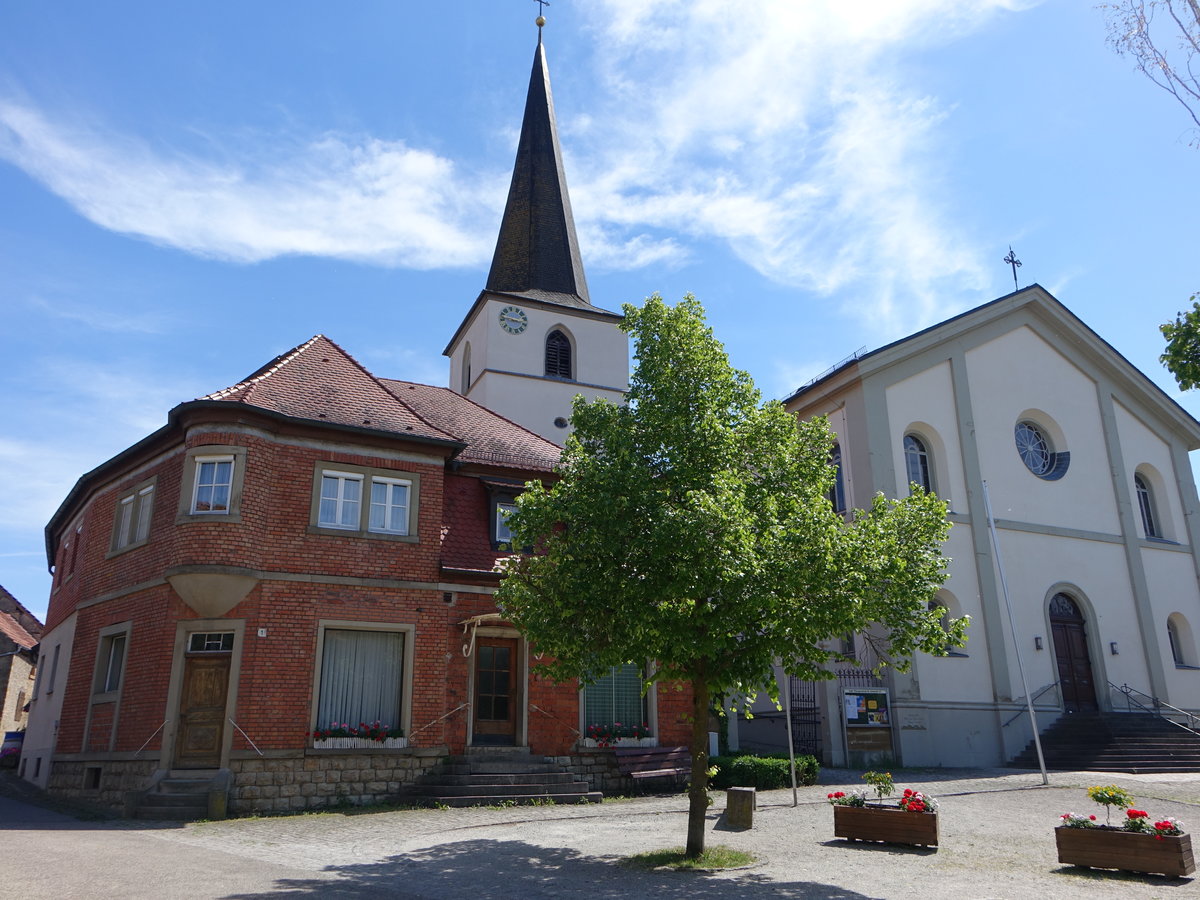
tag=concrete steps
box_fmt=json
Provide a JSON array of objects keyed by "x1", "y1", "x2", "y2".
[
  {"x1": 1009, "y1": 713, "x2": 1200, "y2": 773},
  {"x1": 132, "y1": 768, "x2": 226, "y2": 820},
  {"x1": 404, "y1": 750, "x2": 601, "y2": 807}
]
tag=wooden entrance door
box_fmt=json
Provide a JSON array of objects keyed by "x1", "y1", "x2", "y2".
[
  {"x1": 175, "y1": 654, "x2": 231, "y2": 767},
  {"x1": 1050, "y1": 593, "x2": 1098, "y2": 713},
  {"x1": 473, "y1": 638, "x2": 518, "y2": 745}
]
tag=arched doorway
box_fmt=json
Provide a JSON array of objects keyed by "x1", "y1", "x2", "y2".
[{"x1": 1049, "y1": 593, "x2": 1098, "y2": 712}]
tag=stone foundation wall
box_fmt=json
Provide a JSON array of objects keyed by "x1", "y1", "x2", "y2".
[
  {"x1": 229, "y1": 748, "x2": 446, "y2": 814},
  {"x1": 552, "y1": 749, "x2": 686, "y2": 795},
  {"x1": 47, "y1": 758, "x2": 158, "y2": 811}
]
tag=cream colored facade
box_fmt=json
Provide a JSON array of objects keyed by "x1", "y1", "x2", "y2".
[
  {"x1": 19, "y1": 612, "x2": 75, "y2": 788},
  {"x1": 779, "y1": 286, "x2": 1200, "y2": 768},
  {"x1": 445, "y1": 292, "x2": 628, "y2": 445},
  {"x1": 1, "y1": 653, "x2": 35, "y2": 735}
]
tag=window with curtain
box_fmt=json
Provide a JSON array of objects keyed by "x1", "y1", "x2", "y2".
[
  {"x1": 583, "y1": 664, "x2": 647, "y2": 729},
  {"x1": 317, "y1": 629, "x2": 404, "y2": 730}
]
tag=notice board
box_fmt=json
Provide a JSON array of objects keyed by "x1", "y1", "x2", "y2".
[{"x1": 843, "y1": 689, "x2": 890, "y2": 727}]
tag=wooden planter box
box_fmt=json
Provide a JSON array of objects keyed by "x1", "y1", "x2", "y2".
[
  {"x1": 1055, "y1": 826, "x2": 1195, "y2": 877},
  {"x1": 833, "y1": 804, "x2": 939, "y2": 848}
]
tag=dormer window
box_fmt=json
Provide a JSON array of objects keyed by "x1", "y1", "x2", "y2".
[
  {"x1": 545, "y1": 330, "x2": 572, "y2": 379},
  {"x1": 495, "y1": 502, "x2": 517, "y2": 545}
]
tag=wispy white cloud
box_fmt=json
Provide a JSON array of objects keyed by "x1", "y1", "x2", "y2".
[
  {"x1": 0, "y1": 0, "x2": 1038, "y2": 338},
  {"x1": 0, "y1": 357, "x2": 205, "y2": 533},
  {"x1": 570, "y1": 0, "x2": 1035, "y2": 337},
  {"x1": 25, "y1": 295, "x2": 170, "y2": 334},
  {"x1": 0, "y1": 99, "x2": 496, "y2": 268}
]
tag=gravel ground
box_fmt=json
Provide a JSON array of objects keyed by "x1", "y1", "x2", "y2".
[{"x1": 3, "y1": 767, "x2": 1199, "y2": 898}]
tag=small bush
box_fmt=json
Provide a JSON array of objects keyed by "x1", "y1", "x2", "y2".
[{"x1": 710, "y1": 753, "x2": 819, "y2": 790}]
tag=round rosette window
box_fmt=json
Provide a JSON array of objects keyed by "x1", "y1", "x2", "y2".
[{"x1": 1014, "y1": 420, "x2": 1069, "y2": 480}]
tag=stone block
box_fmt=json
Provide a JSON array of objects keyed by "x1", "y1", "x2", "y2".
[{"x1": 726, "y1": 787, "x2": 756, "y2": 829}]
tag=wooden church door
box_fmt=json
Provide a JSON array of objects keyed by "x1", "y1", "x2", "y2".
[{"x1": 1049, "y1": 593, "x2": 1097, "y2": 713}]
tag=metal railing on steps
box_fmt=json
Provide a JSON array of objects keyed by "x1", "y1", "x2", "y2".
[{"x1": 1107, "y1": 681, "x2": 1200, "y2": 735}]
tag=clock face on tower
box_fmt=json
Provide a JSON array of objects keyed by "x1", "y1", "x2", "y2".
[{"x1": 498, "y1": 305, "x2": 528, "y2": 334}]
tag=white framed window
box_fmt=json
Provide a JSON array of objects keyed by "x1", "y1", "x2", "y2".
[
  {"x1": 582, "y1": 664, "x2": 649, "y2": 733},
  {"x1": 177, "y1": 446, "x2": 248, "y2": 523},
  {"x1": 310, "y1": 463, "x2": 419, "y2": 540},
  {"x1": 188, "y1": 632, "x2": 234, "y2": 653},
  {"x1": 369, "y1": 477, "x2": 411, "y2": 535},
  {"x1": 94, "y1": 631, "x2": 128, "y2": 695},
  {"x1": 192, "y1": 456, "x2": 234, "y2": 514},
  {"x1": 495, "y1": 502, "x2": 517, "y2": 545},
  {"x1": 313, "y1": 623, "x2": 413, "y2": 739},
  {"x1": 111, "y1": 480, "x2": 155, "y2": 553},
  {"x1": 319, "y1": 471, "x2": 364, "y2": 529}
]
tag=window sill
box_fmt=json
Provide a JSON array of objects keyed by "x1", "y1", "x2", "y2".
[
  {"x1": 176, "y1": 511, "x2": 242, "y2": 525},
  {"x1": 106, "y1": 539, "x2": 150, "y2": 560},
  {"x1": 307, "y1": 525, "x2": 419, "y2": 543},
  {"x1": 1174, "y1": 663, "x2": 1200, "y2": 671}
]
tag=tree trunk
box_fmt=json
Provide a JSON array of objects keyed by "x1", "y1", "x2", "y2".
[{"x1": 685, "y1": 666, "x2": 710, "y2": 859}]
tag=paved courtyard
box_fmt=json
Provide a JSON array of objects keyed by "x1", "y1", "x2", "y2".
[{"x1": 2, "y1": 767, "x2": 1198, "y2": 898}]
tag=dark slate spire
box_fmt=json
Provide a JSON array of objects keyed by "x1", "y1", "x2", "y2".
[{"x1": 485, "y1": 34, "x2": 591, "y2": 306}]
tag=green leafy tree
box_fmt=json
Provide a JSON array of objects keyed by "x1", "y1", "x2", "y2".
[
  {"x1": 1160, "y1": 295, "x2": 1200, "y2": 389},
  {"x1": 495, "y1": 294, "x2": 962, "y2": 858}
]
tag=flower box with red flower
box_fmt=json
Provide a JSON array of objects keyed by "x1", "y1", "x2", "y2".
[
  {"x1": 830, "y1": 784, "x2": 938, "y2": 848},
  {"x1": 1055, "y1": 790, "x2": 1194, "y2": 877},
  {"x1": 1055, "y1": 826, "x2": 1194, "y2": 877},
  {"x1": 310, "y1": 721, "x2": 407, "y2": 750},
  {"x1": 580, "y1": 722, "x2": 655, "y2": 749}
]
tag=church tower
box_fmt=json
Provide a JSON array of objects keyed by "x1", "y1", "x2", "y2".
[{"x1": 443, "y1": 22, "x2": 628, "y2": 445}]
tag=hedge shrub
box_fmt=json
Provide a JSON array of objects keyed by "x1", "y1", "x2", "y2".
[{"x1": 710, "y1": 753, "x2": 820, "y2": 790}]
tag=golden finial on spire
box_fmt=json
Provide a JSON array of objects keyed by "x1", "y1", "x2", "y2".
[{"x1": 534, "y1": 0, "x2": 548, "y2": 29}]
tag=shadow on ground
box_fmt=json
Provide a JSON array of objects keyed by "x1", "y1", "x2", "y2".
[{"x1": 223, "y1": 838, "x2": 874, "y2": 899}]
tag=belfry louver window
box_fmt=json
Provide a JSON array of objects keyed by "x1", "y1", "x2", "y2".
[{"x1": 545, "y1": 330, "x2": 572, "y2": 379}]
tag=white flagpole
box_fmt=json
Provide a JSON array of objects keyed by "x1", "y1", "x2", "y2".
[
  {"x1": 775, "y1": 662, "x2": 799, "y2": 807},
  {"x1": 982, "y1": 480, "x2": 1049, "y2": 785}
]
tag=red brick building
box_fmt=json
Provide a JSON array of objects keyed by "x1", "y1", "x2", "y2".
[{"x1": 20, "y1": 32, "x2": 691, "y2": 815}]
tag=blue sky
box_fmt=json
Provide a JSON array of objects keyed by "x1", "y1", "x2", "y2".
[{"x1": 3, "y1": 1, "x2": 1199, "y2": 622}]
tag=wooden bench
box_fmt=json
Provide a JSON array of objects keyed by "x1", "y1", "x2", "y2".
[{"x1": 614, "y1": 745, "x2": 692, "y2": 781}]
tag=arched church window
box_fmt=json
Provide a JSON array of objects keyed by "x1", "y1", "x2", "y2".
[
  {"x1": 903, "y1": 434, "x2": 933, "y2": 493},
  {"x1": 545, "y1": 330, "x2": 572, "y2": 379},
  {"x1": 828, "y1": 443, "x2": 846, "y2": 512},
  {"x1": 1134, "y1": 473, "x2": 1160, "y2": 538},
  {"x1": 462, "y1": 342, "x2": 472, "y2": 394},
  {"x1": 1168, "y1": 617, "x2": 1185, "y2": 666}
]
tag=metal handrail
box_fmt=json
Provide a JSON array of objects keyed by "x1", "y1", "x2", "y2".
[
  {"x1": 1001, "y1": 681, "x2": 1061, "y2": 729},
  {"x1": 408, "y1": 702, "x2": 469, "y2": 737},
  {"x1": 228, "y1": 718, "x2": 265, "y2": 757},
  {"x1": 1108, "y1": 681, "x2": 1200, "y2": 734},
  {"x1": 133, "y1": 719, "x2": 169, "y2": 758},
  {"x1": 529, "y1": 702, "x2": 581, "y2": 738}
]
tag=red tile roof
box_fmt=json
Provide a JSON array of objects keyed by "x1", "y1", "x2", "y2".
[
  {"x1": 202, "y1": 336, "x2": 458, "y2": 445},
  {"x1": 381, "y1": 380, "x2": 561, "y2": 473},
  {"x1": 0, "y1": 611, "x2": 37, "y2": 650},
  {"x1": 0, "y1": 585, "x2": 42, "y2": 641}
]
